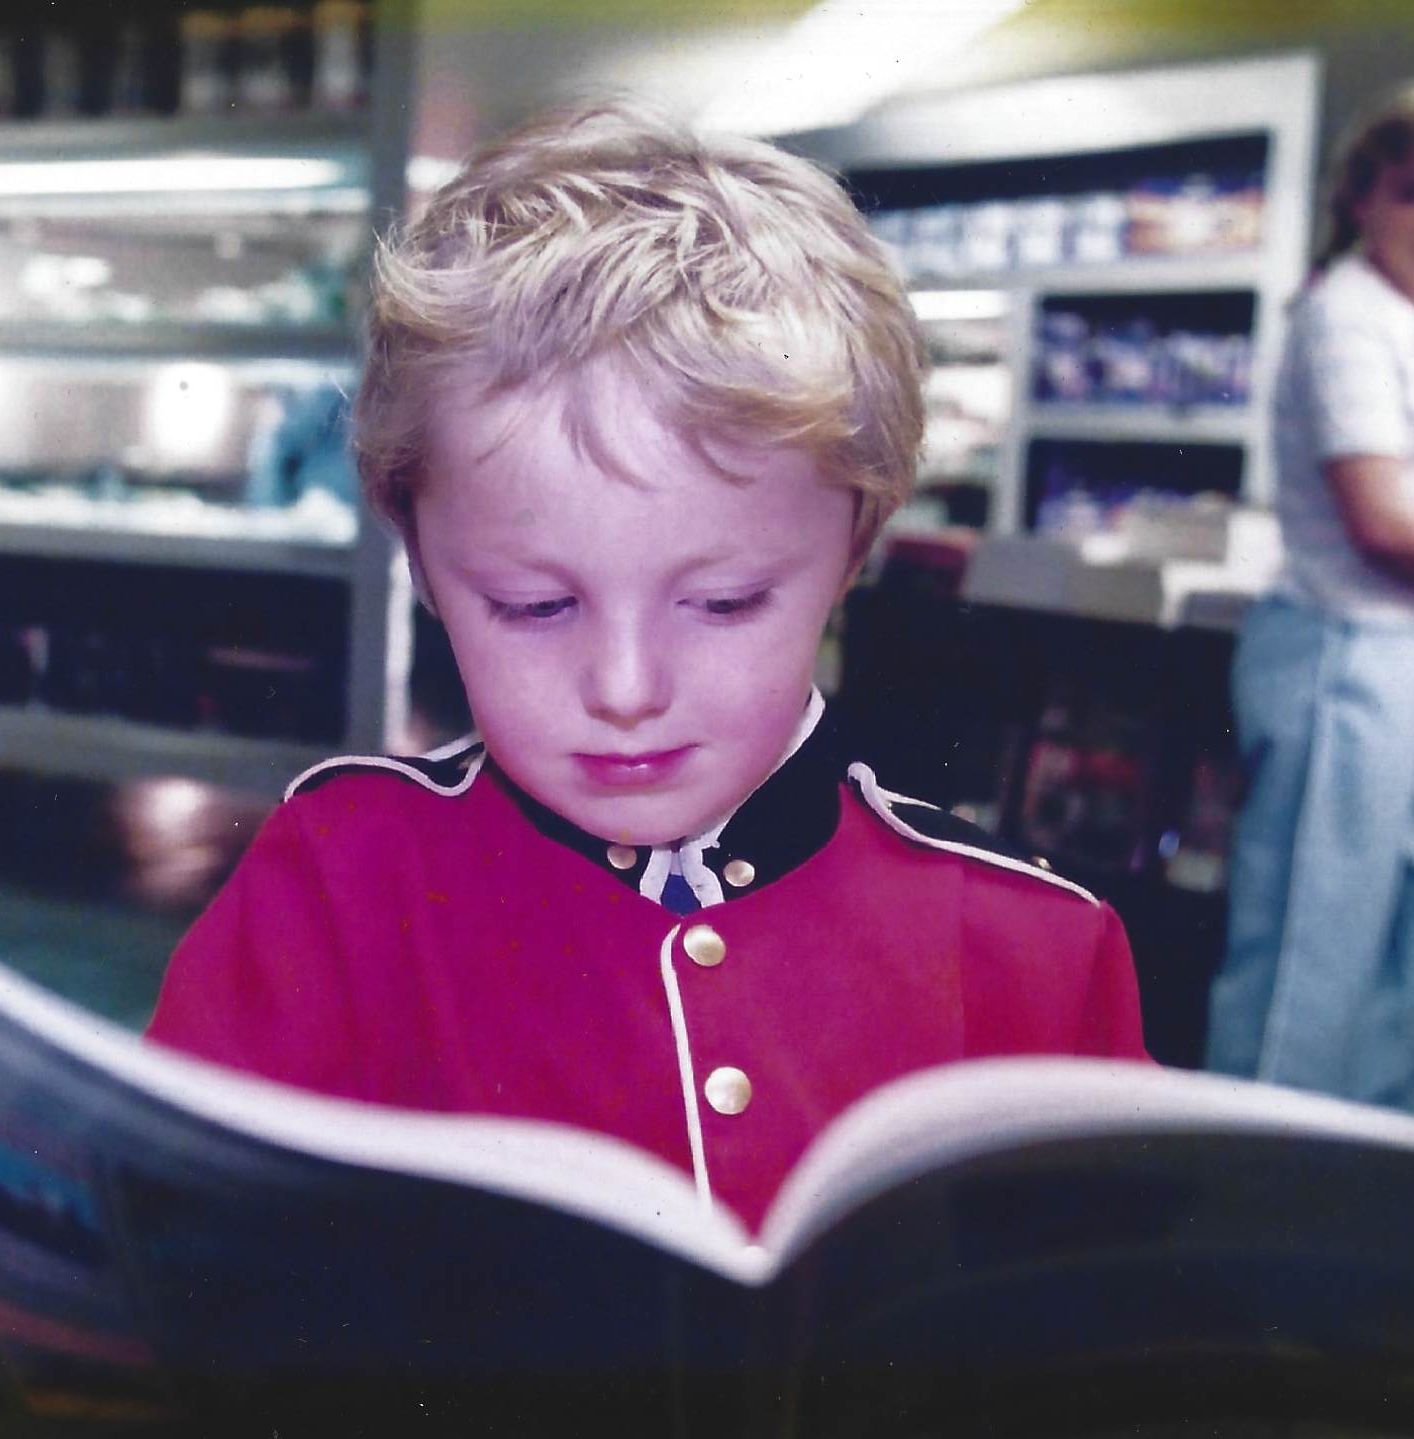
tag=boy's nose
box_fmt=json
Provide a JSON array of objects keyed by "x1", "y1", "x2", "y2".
[{"x1": 581, "y1": 620, "x2": 670, "y2": 727}]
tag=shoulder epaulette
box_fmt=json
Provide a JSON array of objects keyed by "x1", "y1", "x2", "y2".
[
  {"x1": 285, "y1": 737, "x2": 486, "y2": 802},
  {"x1": 846, "y1": 761, "x2": 1099, "y2": 905}
]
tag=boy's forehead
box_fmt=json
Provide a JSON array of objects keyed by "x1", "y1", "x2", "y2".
[
  {"x1": 416, "y1": 369, "x2": 851, "y2": 561},
  {"x1": 424, "y1": 361, "x2": 782, "y2": 494}
]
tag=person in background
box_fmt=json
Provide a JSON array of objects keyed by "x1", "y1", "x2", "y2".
[{"x1": 1207, "y1": 87, "x2": 1414, "y2": 1104}]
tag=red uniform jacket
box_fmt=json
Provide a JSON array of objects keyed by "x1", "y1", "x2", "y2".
[{"x1": 147, "y1": 715, "x2": 1149, "y2": 1230}]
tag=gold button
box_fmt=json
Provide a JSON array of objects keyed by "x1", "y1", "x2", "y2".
[
  {"x1": 606, "y1": 844, "x2": 637, "y2": 871},
  {"x1": 683, "y1": 924, "x2": 726, "y2": 967},
  {"x1": 722, "y1": 858, "x2": 756, "y2": 888},
  {"x1": 704, "y1": 1066, "x2": 751, "y2": 1115},
  {"x1": 1033, "y1": 855, "x2": 1052, "y2": 871}
]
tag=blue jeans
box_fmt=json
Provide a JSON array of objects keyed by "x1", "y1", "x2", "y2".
[{"x1": 1207, "y1": 595, "x2": 1414, "y2": 1105}]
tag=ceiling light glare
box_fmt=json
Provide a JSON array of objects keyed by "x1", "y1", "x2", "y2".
[
  {"x1": 698, "y1": 0, "x2": 1026, "y2": 138},
  {"x1": 0, "y1": 156, "x2": 346, "y2": 197}
]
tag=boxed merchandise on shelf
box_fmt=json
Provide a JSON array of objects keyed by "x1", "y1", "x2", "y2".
[
  {"x1": 858, "y1": 133, "x2": 1270, "y2": 285},
  {"x1": 1125, "y1": 168, "x2": 1265, "y2": 257},
  {"x1": 1026, "y1": 438, "x2": 1244, "y2": 537},
  {"x1": 1033, "y1": 292, "x2": 1255, "y2": 410}
]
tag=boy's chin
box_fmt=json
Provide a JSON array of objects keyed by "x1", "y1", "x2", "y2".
[{"x1": 567, "y1": 793, "x2": 738, "y2": 849}]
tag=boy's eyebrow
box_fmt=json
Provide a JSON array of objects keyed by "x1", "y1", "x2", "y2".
[
  {"x1": 447, "y1": 543, "x2": 803, "y2": 585},
  {"x1": 670, "y1": 549, "x2": 796, "y2": 579},
  {"x1": 445, "y1": 549, "x2": 576, "y2": 583}
]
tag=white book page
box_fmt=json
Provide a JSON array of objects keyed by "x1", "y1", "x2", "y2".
[
  {"x1": 757, "y1": 1056, "x2": 1414, "y2": 1268},
  {"x1": 0, "y1": 964, "x2": 763, "y2": 1282}
]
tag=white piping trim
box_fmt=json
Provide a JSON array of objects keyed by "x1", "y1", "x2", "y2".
[
  {"x1": 872, "y1": 781, "x2": 942, "y2": 812},
  {"x1": 847, "y1": 761, "x2": 1100, "y2": 906},
  {"x1": 422, "y1": 729, "x2": 482, "y2": 762},
  {"x1": 284, "y1": 744, "x2": 485, "y2": 803},
  {"x1": 657, "y1": 924, "x2": 712, "y2": 1213}
]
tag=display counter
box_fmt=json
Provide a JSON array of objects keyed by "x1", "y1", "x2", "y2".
[{"x1": 959, "y1": 512, "x2": 1280, "y2": 632}]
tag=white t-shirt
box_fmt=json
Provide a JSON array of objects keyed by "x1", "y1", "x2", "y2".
[{"x1": 1273, "y1": 253, "x2": 1414, "y2": 622}]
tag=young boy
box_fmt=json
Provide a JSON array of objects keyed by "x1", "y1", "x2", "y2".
[{"x1": 147, "y1": 100, "x2": 1148, "y2": 1230}]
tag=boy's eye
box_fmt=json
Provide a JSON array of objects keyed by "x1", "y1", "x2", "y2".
[
  {"x1": 695, "y1": 589, "x2": 773, "y2": 619},
  {"x1": 486, "y1": 596, "x2": 577, "y2": 623}
]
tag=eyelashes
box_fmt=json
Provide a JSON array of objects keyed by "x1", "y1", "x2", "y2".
[
  {"x1": 485, "y1": 596, "x2": 577, "y2": 623},
  {"x1": 483, "y1": 590, "x2": 775, "y2": 625},
  {"x1": 699, "y1": 590, "x2": 773, "y2": 619}
]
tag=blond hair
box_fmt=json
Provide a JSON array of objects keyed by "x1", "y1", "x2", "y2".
[
  {"x1": 1316, "y1": 84, "x2": 1414, "y2": 272},
  {"x1": 354, "y1": 98, "x2": 925, "y2": 554}
]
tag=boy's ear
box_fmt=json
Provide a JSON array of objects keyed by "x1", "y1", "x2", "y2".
[{"x1": 401, "y1": 517, "x2": 440, "y2": 617}]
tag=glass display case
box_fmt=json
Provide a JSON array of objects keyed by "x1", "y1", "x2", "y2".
[{"x1": 0, "y1": 4, "x2": 413, "y2": 794}]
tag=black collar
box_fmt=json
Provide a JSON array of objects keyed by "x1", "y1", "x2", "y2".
[{"x1": 490, "y1": 709, "x2": 844, "y2": 901}]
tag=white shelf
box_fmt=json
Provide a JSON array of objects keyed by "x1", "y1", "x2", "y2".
[
  {"x1": 908, "y1": 254, "x2": 1262, "y2": 298},
  {"x1": 0, "y1": 322, "x2": 357, "y2": 364},
  {"x1": 0, "y1": 706, "x2": 329, "y2": 796},
  {"x1": 1027, "y1": 403, "x2": 1251, "y2": 446},
  {"x1": 0, "y1": 112, "x2": 371, "y2": 162},
  {"x1": 0, "y1": 113, "x2": 371, "y2": 220},
  {"x1": 0, "y1": 519, "x2": 355, "y2": 578}
]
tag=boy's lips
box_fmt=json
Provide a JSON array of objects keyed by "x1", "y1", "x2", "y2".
[{"x1": 573, "y1": 745, "x2": 697, "y2": 787}]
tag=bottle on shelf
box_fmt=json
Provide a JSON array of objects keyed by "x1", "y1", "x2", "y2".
[
  {"x1": 1158, "y1": 752, "x2": 1241, "y2": 894},
  {"x1": 179, "y1": 9, "x2": 239, "y2": 115},
  {"x1": 235, "y1": 6, "x2": 311, "y2": 114},
  {"x1": 36, "y1": 15, "x2": 84, "y2": 119},
  {"x1": 312, "y1": 0, "x2": 372, "y2": 112},
  {"x1": 0, "y1": 627, "x2": 38, "y2": 706},
  {"x1": 0, "y1": 20, "x2": 18, "y2": 120},
  {"x1": 105, "y1": 9, "x2": 159, "y2": 117}
]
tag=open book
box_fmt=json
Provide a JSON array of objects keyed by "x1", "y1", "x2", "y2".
[{"x1": 3, "y1": 960, "x2": 1414, "y2": 1437}]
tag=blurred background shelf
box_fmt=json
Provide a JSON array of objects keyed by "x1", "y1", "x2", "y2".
[
  {"x1": 901, "y1": 253, "x2": 1265, "y2": 296},
  {"x1": 0, "y1": 705, "x2": 329, "y2": 793},
  {"x1": 0, "y1": 518, "x2": 354, "y2": 577},
  {"x1": 0, "y1": 321, "x2": 357, "y2": 360},
  {"x1": 1028, "y1": 403, "x2": 1251, "y2": 444},
  {"x1": 0, "y1": 110, "x2": 371, "y2": 161}
]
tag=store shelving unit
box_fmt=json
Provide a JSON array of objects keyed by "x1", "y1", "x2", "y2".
[
  {"x1": 1026, "y1": 404, "x2": 1250, "y2": 446},
  {"x1": 816, "y1": 52, "x2": 1320, "y2": 535},
  {"x1": 0, "y1": 7, "x2": 415, "y2": 796}
]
